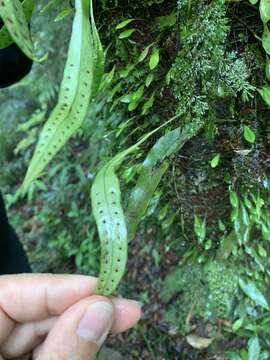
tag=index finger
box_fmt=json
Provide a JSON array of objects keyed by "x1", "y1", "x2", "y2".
[{"x1": 0, "y1": 274, "x2": 97, "y2": 322}]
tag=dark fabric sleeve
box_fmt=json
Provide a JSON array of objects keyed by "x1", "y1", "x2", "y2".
[
  {"x1": 0, "y1": 192, "x2": 31, "y2": 274},
  {"x1": 0, "y1": 192, "x2": 10, "y2": 241}
]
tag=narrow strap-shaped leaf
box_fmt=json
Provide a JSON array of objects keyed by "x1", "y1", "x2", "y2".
[
  {"x1": 260, "y1": 0, "x2": 270, "y2": 24},
  {"x1": 0, "y1": 0, "x2": 35, "y2": 49},
  {"x1": 40, "y1": 0, "x2": 58, "y2": 14},
  {"x1": 262, "y1": 24, "x2": 270, "y2": 55},
  {"x1": 0, "y1": 0, "x2": 46, "y2": 61},
  {"x1": 126, "y1": 128, "x2": 181, "y2": 241},
  {"x1": 18, "y1": 109, "x2": 47, "y2": 132},
  {"x1": 89, "y1": 0, "x2": 105, "y2": 99},
  {"x1": 91, "y1": 134, "x2": 154, "y2": 295},
  {"x1": 22, "y1": 0, "x2": 35, "y2": 18},
  {"x1": 0, "y1": 20, "x2": 13, "y2": 48},
  {"x1": 91, "y1": 163, "x2": 128, "y2": 296},
  {"x1": 127, "y1": 161, "x2": 169, "y2": 241},
  {"x1": 22, "y1": 0, "x2": 94, "y2": 193},
  {"x1": 54, "y1": 6, "x2": 74, "y2": 22},
  {"x1": 239, "y1": 278, "x2": 269, "y2": 310},
  {"x1": 91, "y1": 116, "x2": 181, "y2": 295},
  {"x1": 126, "y1": 121, "x2": 204, "y2": 241}
]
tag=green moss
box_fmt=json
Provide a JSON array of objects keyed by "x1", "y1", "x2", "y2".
[
  {"x1": 100, "y1": 0, "x2": 165, "y2": 9},
  {"x1": 162, "y1": 260, "x2": 240, "y2": 332},
  {"x1": 172, "y1": 0, "x2": 229, "y2": 121},
  {"x1": 204, "y1": 260, "x2": 239, "y2": 318},
  {"x1": 171, "y1": 0, "x2": 254, "y2": 131}
]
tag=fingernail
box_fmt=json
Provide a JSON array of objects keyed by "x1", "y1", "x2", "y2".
[
  {"x1": 116, "y1": 298, "x2": 143, "y2": 310},
  {"x1": 77, "y1": 301, "x2": 114, "y2": 345},
  {"x1": 129, "y1": 299, "x2": 143, "y2": 308}
]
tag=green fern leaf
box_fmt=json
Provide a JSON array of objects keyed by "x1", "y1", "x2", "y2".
[
  {"x1": 0, "y1": 0, "x2": 46, "y2": 61},
  {"x1": 22, "y1": 0, "x2": 103, "y2": 193}
]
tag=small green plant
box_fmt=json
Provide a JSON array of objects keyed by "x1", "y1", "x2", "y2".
[
  {"x1": 194, "y1": 215, "x2": 206, "y2": 244},
  {"x1": 243, "y1": 125, "x2": 256, "y2": 144},
  {"x1": 210, "y1": 153, "x2": 220, "y2": 168}
]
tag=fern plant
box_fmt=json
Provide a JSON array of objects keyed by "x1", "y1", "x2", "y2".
[
  {"x1": 0, "y1": 0, "x2": 203, "y2": 295},
  {"x1": 21, "y1": 0, "x2": 104, "y2": 192}
]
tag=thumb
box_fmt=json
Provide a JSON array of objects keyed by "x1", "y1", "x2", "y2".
[{"x1": 37, "y1": 296, "x2": 114, "y2": 360}]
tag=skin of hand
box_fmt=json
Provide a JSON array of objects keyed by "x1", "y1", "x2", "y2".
[{"x1": 0, "y1": 274, "x2": 141, "y2": 360}]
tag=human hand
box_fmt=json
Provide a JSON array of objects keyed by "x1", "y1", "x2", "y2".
[{"x1": 0, "y1": 274, "x2": 141, "y2": 359}]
